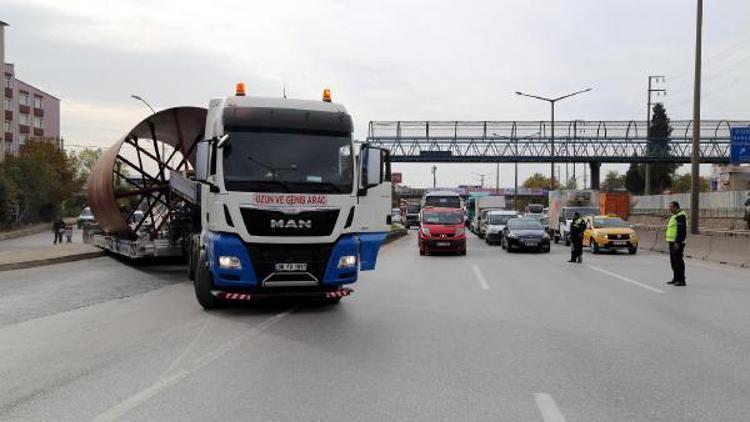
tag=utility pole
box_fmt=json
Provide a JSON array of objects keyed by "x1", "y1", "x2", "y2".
[
  {"x1": 690, "y1": 0, "x2": 703, "y2": 234},
  {"x1": 516, "y1": 88, "x2": 592, "y2": 189},
  {"x1": 645, "y1": 76, "x2": 667, "y2": 195},
  {"x1": 431, "y1": 165, "x2": 437, "y2": 188},
  {"x1": 472, "y1": 172, "x2": 492, "y2": 188}
]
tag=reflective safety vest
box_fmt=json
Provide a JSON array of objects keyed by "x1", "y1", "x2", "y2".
[{"x1": 666, "y1": 210, "x2": 687, "y2": 242}]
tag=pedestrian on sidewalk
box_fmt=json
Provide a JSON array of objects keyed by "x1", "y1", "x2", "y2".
[
  {"x1": 666, "y1": 201, "x2": 688, "y2": 286},
  {"x1": 567, "y1": 212, "x2": 586, "y2": 264},
  {"x1": 65, "y1": 224, "x2": 73, "y2": 243},
  {"x1": 52, "y1": 217, "x2": 65, "y2": 245}
]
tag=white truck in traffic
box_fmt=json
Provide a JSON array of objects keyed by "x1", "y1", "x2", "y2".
[
  {"x1": 88, "y1": 86, "x2": 392, "y2": 309},
  {"x1": 548, "y1": 190, "x2": 600, "y2": 245},
  {"x1": 472, "y1": 195, "x2": 506, "y2": 237}
]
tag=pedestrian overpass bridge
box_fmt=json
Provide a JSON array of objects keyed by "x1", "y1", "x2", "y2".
[
  {"x1": 367, "y1": 120, "x2": 748, "y2": 164},
  {"x1": 367, "y1": 119, "x2": 749, "y2": 189}
]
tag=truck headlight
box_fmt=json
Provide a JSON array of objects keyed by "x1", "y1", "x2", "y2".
[
  {"x1": 421, "y1": 227, "x2": 431, "y2": 236},
  {"x1": 218, "y1": 256, "x2": 242, "y2": 270},
  {"x1": 337, "y1": 255, "x2": 357, "y2": 269},
  {"x1": 455, "y1": 227, "x2": 465, "y2": 236}
]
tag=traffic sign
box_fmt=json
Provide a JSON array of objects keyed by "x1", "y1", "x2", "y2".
[{"x1": 730, "y1": 127, "x2": 750, "y2": 165}]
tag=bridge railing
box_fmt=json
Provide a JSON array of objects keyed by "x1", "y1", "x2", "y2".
[{"x1": 367, "y1": 120, "x2": 750, "y2": 163}]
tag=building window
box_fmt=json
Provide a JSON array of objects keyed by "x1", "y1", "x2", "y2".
[
  {"x1": 19, "y1": 134, "x2": 27, "y2": 145},
  {"x1": 33, "y1": 116, "x2": 43, "y2": 129},
  {"x1": 19, "y1": 92, "x2": 29, "y2": 106},
  {"x1": 4, "y1": 74, "x2": 11, "y2": 89},
  {"x1": 5, "y1": 142, "x2": 12, "y2": 155},
  {"x1": 19, "y1": 114, "x2": 29, "y2": 125},
  {"x1": 4, "y1": 97, "x2": 10, "y2": 111},
  {"x1": 33, "y1": 96, "x2": 43, "y2": 109},
  {"x1": 4, "y1": 120, "x2": 10, "y2": 131}
]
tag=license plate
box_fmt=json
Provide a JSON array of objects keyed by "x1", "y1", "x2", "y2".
[
  {"x1": 523, "y1": 241, "x2": 538, "y2": 247},
  {"x1": 612, "y1": 241, "x2": 627, "y2": 246},
  {"x1": 436, "y1": 242, "x2": 451, "y2": 247},
  {"x1": 275, "y1": 263, "x2": 307, "y2": 272}
]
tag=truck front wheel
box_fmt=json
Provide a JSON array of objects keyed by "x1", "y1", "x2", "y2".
[
  {"x1": 195, "y1": 252, "x2": 223, "y2": 310},
  {"x1": 186, "y1": 236, "x2": 198, "y2": 281}
]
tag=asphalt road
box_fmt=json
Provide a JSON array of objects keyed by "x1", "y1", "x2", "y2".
[{"x1": 2, "y1": 231, "x2": 750, "y2": 421}]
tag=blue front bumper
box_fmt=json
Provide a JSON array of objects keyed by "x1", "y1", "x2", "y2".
[{"x1": 206, "y1": 232, "x2": 386, "y2": 290}]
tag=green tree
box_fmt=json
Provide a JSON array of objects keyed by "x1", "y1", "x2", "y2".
[
  {"x1": 670, "y1": 173, "x2": 710, "y2": 193},
  {"x1": 625, "y1": 163, "x2": 644, "y2": 194},
  {"x1": 645, "y1": 103, "x2": 678, "y2": 193},
  {"x1": 1, "y1": 140, "x2": 83, "y2": 224},
  {"x1": 523, "y1": 172, "x2": 560, "y2": 190},
  {"x1": 601, "y1": 170, "x2": 626, "y2": 192},
  {"x1": 69, "y1": 148, "x2": 103, "y2": 182}
]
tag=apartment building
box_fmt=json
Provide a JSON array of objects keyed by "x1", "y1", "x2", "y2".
[{"x1": 2, "y1": 21, "x2": 61, "y2": 157}]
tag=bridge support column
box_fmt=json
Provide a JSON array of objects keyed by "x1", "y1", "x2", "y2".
[{"x1": 589, "y1": 162, "x2": 601, "y2": 190}]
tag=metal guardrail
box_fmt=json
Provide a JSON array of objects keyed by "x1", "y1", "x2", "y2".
[
  {"x1": 631, "y1": 191, "x2": 748, "y2": 218},
  {"x1": 367, "y1": 120, "x2": 750, "y2": 163}
]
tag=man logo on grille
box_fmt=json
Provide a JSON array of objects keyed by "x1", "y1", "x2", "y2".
[{"x1": 270, "y1": 219, "x2": 313, "y2": 229}]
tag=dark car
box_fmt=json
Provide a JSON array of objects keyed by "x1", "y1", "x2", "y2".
[{"x1": 501, "y1": 218, "x2": 551, "y2": 253}]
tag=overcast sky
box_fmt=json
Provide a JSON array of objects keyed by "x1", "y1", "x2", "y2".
[{"x1": 4, "y1": 0, "x2": 749, "y2": 187}]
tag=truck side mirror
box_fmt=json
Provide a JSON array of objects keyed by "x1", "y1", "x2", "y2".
[
  {"x1": 359, "y1": 145, "x2": 390, "y2": 195},
  {"x1": 194, "y1": 140, "x2": 209, "y2": 182}
]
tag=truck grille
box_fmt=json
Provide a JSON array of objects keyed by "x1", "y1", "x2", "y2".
[
  {"x1": 246, "y1": 243, "x2": 333, "y2": 284},
  {"x1": 240, "y1": 208, "x2": 339, "y2": 237}
]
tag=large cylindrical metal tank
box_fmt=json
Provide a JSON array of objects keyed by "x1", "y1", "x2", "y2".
[{"x1": 88, "y1": 107, "x2": 207, "y2": 236}]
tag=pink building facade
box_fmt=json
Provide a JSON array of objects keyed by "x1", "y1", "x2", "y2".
[{"x1": 4, "y1": 62, "x2": 61, "y2": 156}]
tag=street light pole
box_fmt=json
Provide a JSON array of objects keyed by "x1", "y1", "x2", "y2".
[
  {"x1": 431, "y1": 165, "x2": 437, "y2": 188},
  {"x1": 131, "y1": 94, "x2": 168, "y2": 168},
  {"x1": 690, "y1": 0, "x2": 703, "y2": 234},
  {"x1": 515, "y1": 88, "x2": 592, "y2": 190},
  {"x1": 131, "y1": 94, "x2": 156, "y2": 115}
]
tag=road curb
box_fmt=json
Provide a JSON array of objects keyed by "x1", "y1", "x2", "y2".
[
  {"x1": 383, "y1": 228, "x2": 408, "y2": 244},
  {"x1": 0, "y1": 250, "x2": 105, "y2": 272}
]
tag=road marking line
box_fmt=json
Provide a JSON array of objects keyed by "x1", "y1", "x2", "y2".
[
  {"x1": 159, "y1": 316, "x2": 211, "y2": 378},
  {"x1": 588, "y1": 265, "x2": 665, "y2": 294},
  {"x1": 534, "y1": 393, "x2": 566, "y2": 422},
  {"x1": 472, "y1": 265, "x2": 490, "y2": 290},
  {"x1": 89, "y1": 308, "x2": 295, "y2": 422}
]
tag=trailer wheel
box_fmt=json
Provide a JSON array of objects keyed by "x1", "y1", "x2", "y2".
[{"x1": 195, "y1": 252, "x2": 222, "y2": 310}]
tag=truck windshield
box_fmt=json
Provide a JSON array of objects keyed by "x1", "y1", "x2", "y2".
[
  {"x1": 489, "y1": 214, "x2": 515, "y2": 225},
  {"x1": 407, "y1": 204, "x2": 420, "y2": 213},
  {"x1": 422, "y1": 211, "x2": 463, "y2": 225},
  {"x1": 563, "y1": 207, "x2": 599, "y2": 220},
  {"x1": 222, "y1": 131, "x2": 353, "y2": 193},
  {"x1": 527, "y1": 204, "x2": 543, "y2": 213},
  {"x1": 425, "y1": 196, "x2": 461, "y2": 208}
]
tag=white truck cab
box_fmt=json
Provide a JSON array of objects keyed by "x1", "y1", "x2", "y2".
[{"x1": 190, "y1": 88, "x2": 392, "y2": 308}]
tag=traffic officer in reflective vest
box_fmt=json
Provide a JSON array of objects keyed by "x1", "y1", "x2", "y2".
[
  {"x1": 568, "y1": 212, "x2": 586, "y2": 264},
  {"x1": 666, "y1": 201, "x2": 688, "y2": 286}
]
